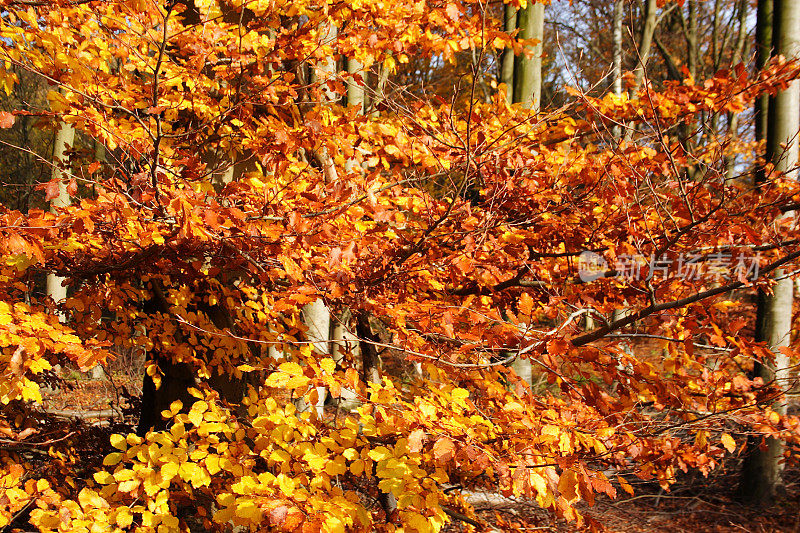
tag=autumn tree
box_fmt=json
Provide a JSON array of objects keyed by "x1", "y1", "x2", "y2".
[{"x1": 0, "y1": 1, "x2": 800, "y2": 532}]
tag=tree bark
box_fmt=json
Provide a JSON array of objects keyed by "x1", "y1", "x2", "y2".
[
  {"x1": 46, "y1": 118, "x2": 75, "y2": 314},
  {"x1": 631, "y1": 0, "x2": 658, "y2": 92},
  {"x1": 500, "y1": 4, "x2": 517, "y2": 104},
  {"x1": 347, "y1": 57, "x2": 366, "y2": 114},
  {"x1": 513, "y1": 1, "x2": 544, "y2": 110},
  {"x1": 740, "y1": 0, "x2": 800, "y2": 506}
]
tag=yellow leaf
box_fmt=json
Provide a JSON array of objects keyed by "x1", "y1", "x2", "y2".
[
  {"x1": 94, "y1": 471, "x2": 114, "y2": 484},
  {"x1": 279, "y1": 361, "x2": 303, "y2": 376},
  {"x1": 236, "y1": 501, "x2": 261, "y2": 520},
  {"x1": 103, "y1": 453, "x2": 124, "y2": 466},
  {"x1": 320, "y1": 358, "x2": 336, "y2": 374},
  {"x1": 116, "y1": 508, "x2": 133, "y2": 527},
  {"x1": 205, "y1": 455, "x2": 221, "y2": 475},
  {"x1": 110, "y1": 434, "x2": 127, "y2": 450},
  {"x1": 368, "y1": 446, "x2": 392, "y2": 462},
  {"x1": 405, "y1": 511, "x2": 431, "y2": 533},
  {"x1": 720, "y1": 433, "x2": 736, "y2": 453},
  {"x1": 350, "y1": 460, "x2": 365, "y2": 476},
  {"x1": 161, "y1": 461, "x2": 179, "y2": 480}
]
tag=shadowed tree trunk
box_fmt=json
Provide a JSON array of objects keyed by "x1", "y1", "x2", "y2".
[
  {"x1": 740, "y1": 0, "x2": 800, "y2": 506},
  {"x1": 500, "y1": 4, "x2": 517, "y2": 104}
]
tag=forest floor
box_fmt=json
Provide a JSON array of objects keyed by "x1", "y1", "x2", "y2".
[
  {"x1": 461, "y1": 468, "x2": 800, "y2": 532},
  {"x1": 37, "y1": 372, "x2": 800, "y2": 533}
]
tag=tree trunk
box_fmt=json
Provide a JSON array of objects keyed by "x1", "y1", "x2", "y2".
[
  {"x1": 513, "y1": 1, "x2": 544, "y2": 110},
  {"x1": 46, "y1": 118, "x2": 75, "y2": 314},
  {"x1": 613, "y1": 0, "x2": 624, "y2": 98},
  {"x1": 500, "y1": 4, "x2": 517, "y2": 104},
  {"x1": 740, "y1": 0, "x2": 799, "y2": 505},
  {"x1": 295, "y1": 20, "x2": 341, "y2": 418},
  {"x1": 346, "y1": 57, "x2": 366, "y2": 113},
  {"x1": 508, "y1": 2, "x2": 545, "y2": 385},
  {"x1": 631, "y1": 0, "x2": 658, "y2": 92},
  {"x1": 331, "y1": 310, "x2": 360, "y2": 410}
]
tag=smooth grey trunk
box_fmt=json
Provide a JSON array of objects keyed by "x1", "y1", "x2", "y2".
[
  {"x1": 686, "y1": 0, "x2": 698, "y2": 79},
  {"x1": 740, "y1": 0, "x2": 800, "y2": 506},
  {"x1": 500, "y1": 4, "x2": 517, "y2": 104},
  {"x1": 513, "y1": 1, "x2": 544, "y2": 110},
  {"x1": 754, "y1": 0, "x2": 774, "y2": 184},
  {"x1": 331, "y1": 310, "x2": 360, "y2": 410},
  {"x1": 612, "y1": 0, "x2": 624, "y2": 150},
  {"x1": 46, "y1": 119, "x2": 75, "y2": 314},
  {"x1": 631, "y1": 0, "x2": 658, "y2": 92}
]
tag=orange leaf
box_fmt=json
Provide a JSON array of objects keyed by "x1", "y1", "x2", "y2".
[
  {"x1": 0, "y1": 111, "x2": 14, "y2": 128},
  {"x1": 617, "y1": 476, "x2": 634, "y2": 496},
  {"x1": 433, "y1": 437, "x2": 455, "y2": 463},
  {"x1": 408, "y1": 429, "x2": 425, "y2": 453}
]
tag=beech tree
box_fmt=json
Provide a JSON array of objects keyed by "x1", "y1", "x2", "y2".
[
  {"x1": 0, "y1": 0, "x2": 800, "y2": 532},
  {"x1": 740, "y1": 0, "x2": 800, "y2": 505}
]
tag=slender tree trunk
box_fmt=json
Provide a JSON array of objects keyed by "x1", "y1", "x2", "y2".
[
  {"x1": 509, "y1": 2, "x2": 545, "y2": 384},
  {"x1": 740, "y1": 0, "x2": 799, "y2": 506},
  {"x1": 631, "y1": 0, "x2": 658, "y2": 92},
  {"x1": 686, "y1": 0, "x2": 698, "y2": 80},
  {"x1": 46, "y1": 118, "x2": 75, "y2": 315},
  {"x1": 500, "y1": 4, "x2": 517, "y2": 104},
  {"x1": 513, "y1": 1, "x2": 544, "y2": 110},
  {"x1": 613, "y1": 0, "x2": 624, "y2": 98},
  {"x1": 346, "y1": 57, "x2": 366, "y2": 113},
  {"x1": 725, "y1": 0, "x2": 750, "y2": 180},
  {"x1": 754, "y1": 0, "x2": 774, "y2": 184},
  {"x1": 296, "y1": 20, "x2": 340, "y2": 417},
  {"x1": 611, "y1": 0, "x2": 624, "y2": 141},
  {"x1": 332, "y1": 310, "x2": 360, "y2": 410},
  {"x1": 300, "y1": 299, "x2": 331, "y2": 418}
]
